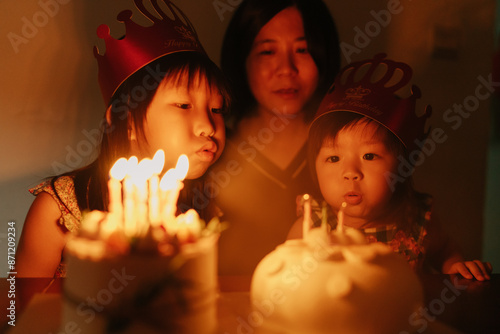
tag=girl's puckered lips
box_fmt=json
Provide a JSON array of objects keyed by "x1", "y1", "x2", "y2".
[
  {"x1": 196, "y1": 141, "x2": 218, "y2": 162},
  {"x1": 344, "y1": 191, "x2": 362, "y2": 205},
  {"x1": 273, "y1": 88, "x2": 299, "y2": 99}
]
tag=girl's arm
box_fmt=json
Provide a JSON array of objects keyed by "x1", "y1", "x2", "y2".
[
  {"x1": 16, "y1": 192, "x2": 67, "y2": 277},
  {"x1": 426, "y1": 212, "x2": 492, "y2": 280}
]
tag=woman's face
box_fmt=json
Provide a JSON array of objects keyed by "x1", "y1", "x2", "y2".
[
  {"x1": 245, "y1": 7, "x2": 319, "y2": 118},
  {"x1": 315, "y1": 120, "x2": 398, "y2": 228},
  {"x1": 133, "y1": 71, "x2": 226, "y2": 179}
]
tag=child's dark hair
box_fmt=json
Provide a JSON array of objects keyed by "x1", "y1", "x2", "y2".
[
  {"x1": 308, "y1": 111, "x2": 423, "y2": 232},
  {"x1": 52, "y1": 52, "x2": 231, "y2": 222}
]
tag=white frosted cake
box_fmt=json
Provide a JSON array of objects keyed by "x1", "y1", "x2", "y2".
[
  {"x1": 61, "y1": 210, "x2": 219, "y2": 334},
  {"x1": 251, "y1": 227, "x2": 424, "y2": 334}
]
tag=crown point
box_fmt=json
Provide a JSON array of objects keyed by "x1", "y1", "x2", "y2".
[
  {"x1": 93, "y1": 0, "x2": 206, "y2": 106},
  {"x1": 96, "y1": 24, "x2": 110, "y2": 39}
]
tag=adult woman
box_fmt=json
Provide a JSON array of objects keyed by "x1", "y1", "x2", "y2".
[{"x1": 211, "y1": 0, "x2": 340, "y2": 275}]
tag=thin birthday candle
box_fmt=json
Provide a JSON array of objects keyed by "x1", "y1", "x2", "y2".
[
  {"x1": 159, "y1": 154, "x2": 189, "y2": 233},
  {"x1": 108, "y1": 158, "x2": 127, "y2": 216},
  {"x1": 134, "y1": 158, "x2": 154, "y2": 235},
  {"x1": 149, "y1": 150, "x2": 165, "y2": 226},
  {"x1": 337, "y1": 202, "x2": 347, "y2": 232},
  {"x1": 123, "y1": 156, "x2": 138, "y2": 236},
  {"x1": 302, "y1": 194, "x2": 312, "y2": 239},
  {"x1": 321, "y1": 201, "x2": 328, "y2": 232}
]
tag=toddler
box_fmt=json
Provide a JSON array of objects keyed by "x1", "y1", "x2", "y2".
[{"x1": 289, "y1": 54, "x2": 492, "y2": 280}]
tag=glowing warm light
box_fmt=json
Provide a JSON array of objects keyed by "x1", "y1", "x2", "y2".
[
  {"x1": 149, "y1": 150, "x2": 165, "y2": 226},
  {"x1": 152, "y1": 149, "x2": 165, "y2": 174},
  {"x1": 174, "y1": 154, "x2": 189, "y2": 180},
  {"x1": 109, "y1": 158, "x2": 128, "y2": 180},
  {"x1": 123, "y1": 156, "x2": 138, "y2": 236},
  {"x1": 103, "y1": 151, "x2": 197, "y2": 242},
  {"x1": 159, "y1": 154, "x2": 190, "y2": 225},
  {"x1": 108, "y1": 158, "x2": 127, "y2": 215}
]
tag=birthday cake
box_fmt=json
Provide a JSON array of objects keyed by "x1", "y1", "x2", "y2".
[
  {"x1": 251, "y1": 216, "x2": 424, "y2": 334},
  {"x1": 60, "y1": 153, "x2": 220, "y2": 334}
]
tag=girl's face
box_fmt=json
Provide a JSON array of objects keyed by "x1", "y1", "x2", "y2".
[
  {"x1": 245, "y1": 7, "x2": 319, "y2": 117},
  {"x1": 315, "y1": 120, "x2": 398, "y2": 228},
  {"x1": 136, "y1": 72, "x2": 225, "y2": 179}
]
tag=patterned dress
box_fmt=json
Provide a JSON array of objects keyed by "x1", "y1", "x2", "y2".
[
  {"x1": 297, "y1": 194, "x2": 432, "y2": 271},
  {"x1": 30, "y1": 176, "x2": 81, "y2": 277}
]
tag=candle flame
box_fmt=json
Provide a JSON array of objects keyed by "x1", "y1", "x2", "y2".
[
  {"x1": 126, "y1": 156, "x2": 139, "y2": 175},
  {"x1": 109, "y1": 158, "x2": 128, "y2": 180},
  {"x1": 159, "y1": 168, "x2": 176, "y2": 191},
  {"x1": 136, "y1": 158, "x2": 154, "y2": 181},
  {"x1": 174, "y1": 154, "x2": 189, "y2": 180},
  {"x1": 152, "y1": 149, "x2": 165, "y2": 174}
]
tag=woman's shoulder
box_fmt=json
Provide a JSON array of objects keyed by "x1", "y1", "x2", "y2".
[{"x1": 29, "y1": 176, "x2": 81, "y2": 232}]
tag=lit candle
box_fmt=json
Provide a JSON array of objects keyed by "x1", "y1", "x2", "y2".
[
  {"x1": 108, "y1": 158, "x2": 127, "y2": 216},
  {"x1": 149, "y1": 150, "x2": 165, "y2": 226},
  {"x1": 159, "y1": 154, "x2": 189, "y2": 231},
  {"x1": 123, "y1": 156, "x2": 138, "y2": 236},
  {"x1": 134, "y1": 158, "x2": 154, "y2": 235},
  {"x1": 302, "y1": 194, "x2": 312, "y2": 239},
  {"x1": 337, "y1": 202, "x2": 347, "y2": 232},
  {"x1": 321, "y1": 201, "x2": 328, "y2": 232},
  {"x1": 175, "y1": 209, "x2": 202, "y2": 243}
]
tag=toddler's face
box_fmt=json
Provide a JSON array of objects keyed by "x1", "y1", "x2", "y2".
[
  {"x1": 141, "y1": 72, "x2": 226, "y2": 179},
  {"x1": 315, "y1": 120, "x2": 398, "y2": 228}
]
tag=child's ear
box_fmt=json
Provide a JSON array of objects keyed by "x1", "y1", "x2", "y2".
[{"x1": 105, "y1": 106, "x2": 113, "y2": 126}]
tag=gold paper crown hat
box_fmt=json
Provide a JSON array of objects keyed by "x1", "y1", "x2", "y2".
[
  {"x1": 94, "y1": 0, "x2": 206, "y2": 106},
  {"x1": 313, "y1": 54, "x2": 432, "y2": 152}
]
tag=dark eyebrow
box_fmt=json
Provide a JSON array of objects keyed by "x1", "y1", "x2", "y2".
[{"x1": 253, "y1": 36, "x2": 307, "y2": 46}]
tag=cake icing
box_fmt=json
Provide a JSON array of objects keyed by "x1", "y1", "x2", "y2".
[
  {"x1": 61, "y1": 209, "x2": 219, "y2": 334},
  {"x1": 251, "y1": 227, "x2": 424, "y2": 334}
]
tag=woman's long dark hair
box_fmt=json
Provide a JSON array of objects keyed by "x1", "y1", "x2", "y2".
[
  {"x1": 221, "y1": 0, "x2": 341, "y2": 126},
  {"x1": 52, "y1": 52, "x2": 231, "y2": 222}
]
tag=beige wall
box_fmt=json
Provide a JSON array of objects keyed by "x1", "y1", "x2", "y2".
[{"x1": 0, "y1": 0, "x2": 496, "y2": 275}]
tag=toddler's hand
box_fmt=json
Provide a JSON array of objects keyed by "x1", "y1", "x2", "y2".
[{"x1": 446, "y1": 260, "x2": 492, "y2": 281}]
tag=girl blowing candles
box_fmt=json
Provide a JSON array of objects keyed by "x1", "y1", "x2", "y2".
[
  {"x1": 16, "y1": 0, "x2": 230, "y2": 277},
  {"x1": 288, "y1": 54, "x2": 492, "y2": 280},
  {"x1": 212, "y1": 0, "x2": 341, "y2": 275}
]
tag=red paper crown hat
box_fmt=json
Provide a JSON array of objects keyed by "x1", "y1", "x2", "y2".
[
  {"x1": 94, "y1": 0, "x2": 206, "y2": 106},
  {"x1": 312, "y1": 54, "x2": 432, "y2": 152}
]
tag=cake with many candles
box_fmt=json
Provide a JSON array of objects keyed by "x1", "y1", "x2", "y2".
[
  {"x1": 61, "y1": 152, "x2": 220, "y2": 334},
  {"x1": 250, "y1": 196, "x2": 424, "y2": 334}
]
